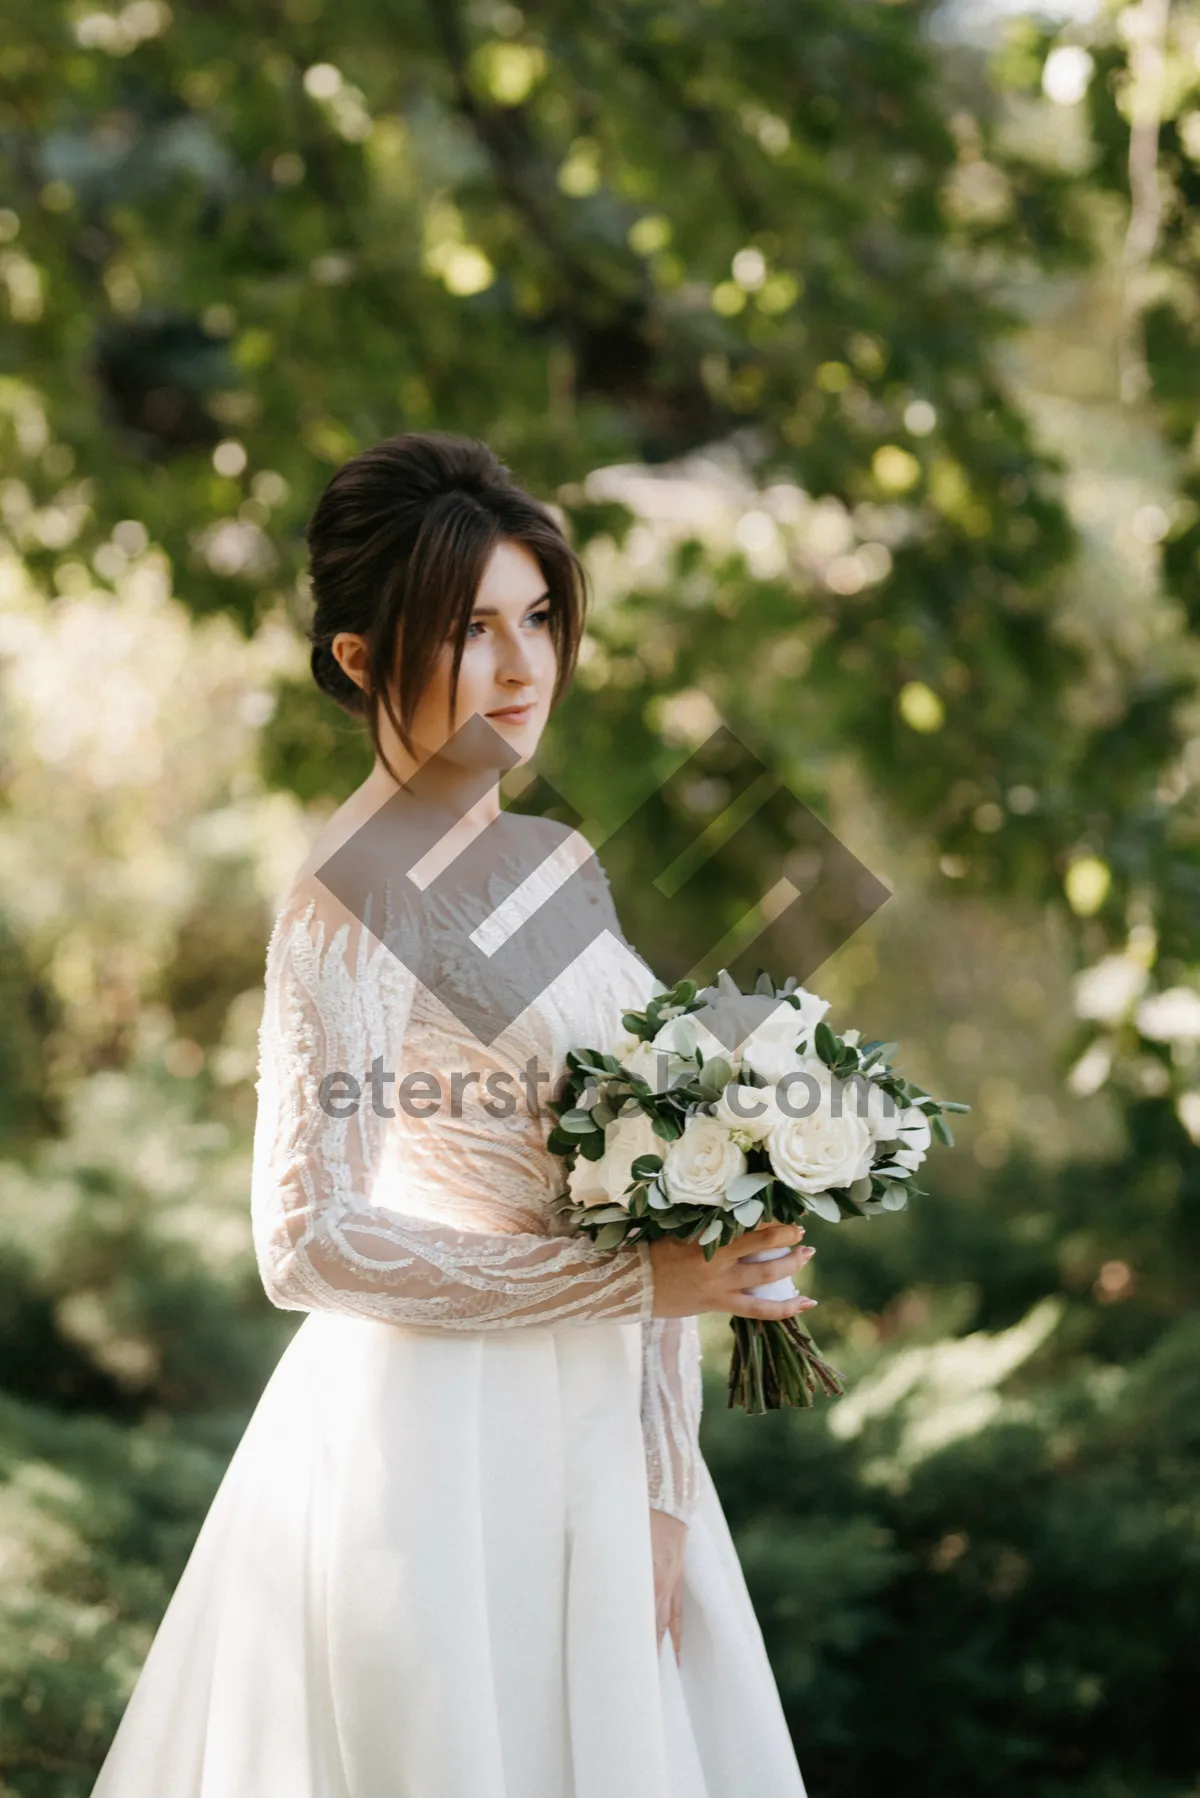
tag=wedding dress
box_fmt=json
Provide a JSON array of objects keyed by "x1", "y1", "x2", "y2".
[{"x1": 90, "y1": 812, "x2": 807, "y2": 1798}]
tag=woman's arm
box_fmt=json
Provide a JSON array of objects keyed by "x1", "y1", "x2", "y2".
[
  {"x1": 641, "y1": 1316, "x2": 703, "y2": 1521},
  {"x1": 250, "y1": 884, "x2": 654, "y2": 1331},
  {"x1": 643, "y1": 1317, "x2": 702, "y2": 1660}
]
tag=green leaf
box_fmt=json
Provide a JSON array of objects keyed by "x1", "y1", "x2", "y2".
[
  {"x1": 593, "y1": 1221, "x2": 631, "y2": 1250},
  {"x1": 698, "y1": 1217, "x2": 724, "y2": 1245},
  {"x1": 697, "y1": 1054, "x2": 734, "y2": 1093},
  {"x1": 814, "y1": 1021, "x2": 840, "y2": 1066},
  {"x1": 879, "y1": 1184, "x2": 909, "y2": 1211},
  {"x1": 560, "y1": 1109, "x2": 598, "y2": 1133},
  {"x1": 725, "y1": 1170, "x2": 773, "y2": 1206},
  {"x1": 581, "y1": 1204, "x2": 633, "y2": 1224},
  {"x1": 932, "y1": 1114, "x2": 954, "y2": 1147},
  {"x1": 630, "y1": 1153, "x2": 664, "y2": 1177},
  {"x1": 733, "y1": 1198, "x2": 766, "y2": 1226},
  {"x1": 802, "y1": 1191, "x2": 843, "y2": 1223}
]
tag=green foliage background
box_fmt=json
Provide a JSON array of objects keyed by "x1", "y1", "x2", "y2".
[{"x1": 1, "y1": 0, "x2": 1198, "y2": 1792}]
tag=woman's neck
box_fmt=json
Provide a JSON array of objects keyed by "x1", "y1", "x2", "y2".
[{"x1": 362, "y1": 757, "x2": 506, "y2": 831}]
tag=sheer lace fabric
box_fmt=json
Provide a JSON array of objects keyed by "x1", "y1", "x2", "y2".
[{"x1": 251, "y1": 820, "x2": 704, "y2": 1520}]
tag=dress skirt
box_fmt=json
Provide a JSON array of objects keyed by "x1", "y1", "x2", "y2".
[{"x1": 90, "y1": 1312, "x2": 808, "y2": 1798}]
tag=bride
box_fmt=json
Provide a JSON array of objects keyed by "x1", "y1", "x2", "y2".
[{"x1": 90, "y1": 431, "x2": 816, "y2": 1798}]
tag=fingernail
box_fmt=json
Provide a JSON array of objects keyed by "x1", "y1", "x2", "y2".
[
  {"x1": 800, "y1": 1246, "x2": 815, "y2": 1261},
  {"x1": 798, "y1": 1297, "x2": 818, "y2": 1308}
]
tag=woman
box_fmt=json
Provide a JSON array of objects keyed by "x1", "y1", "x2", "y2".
[{"x1": 90, "y1": 432, "x2": 816, "y2": 1797}]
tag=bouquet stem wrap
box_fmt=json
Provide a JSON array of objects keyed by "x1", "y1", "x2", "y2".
[{"x1": 730, "y1": 1247, "x2": 845, "y2": 1413}]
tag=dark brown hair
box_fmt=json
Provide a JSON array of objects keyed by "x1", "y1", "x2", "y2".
[{"x1": 305, "y1": 431, "x2": 588, "y2": 785}]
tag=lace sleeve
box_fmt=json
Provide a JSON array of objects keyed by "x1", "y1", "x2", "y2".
[
  {"x1": 250, "y1": 882, "x2": 655, "y2": 1331},
  {"x1": 641, "y1": 1317, "x2": 704, "y2": 1521}
]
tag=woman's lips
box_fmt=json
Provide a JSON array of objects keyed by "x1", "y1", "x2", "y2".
[{"x1": 486, "y1": 703, "x2": 535, "y2": 723}]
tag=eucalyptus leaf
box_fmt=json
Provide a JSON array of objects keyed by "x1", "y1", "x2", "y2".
[
  {"x1": 802, "y1": 1191, "x2": 843, "y2": 1223},
  {"x1": 698, "y1": 1217, "x2": 724, "y2": 1245},
  {"x1": 733, "y1": 1198, "x2": 766, "y2": 1227},
  {"x1": 725, "y1": 1171, "x2": 774, "y2": 1206},
  {"x1": 698, "y1": 1055, "x2": 734, "y2": 1092},
  {"x1": 592, "y1": 1221, "x2": 630, "y2": 1250},
  {"x1": 879, "y1": 1185, "x2": 909, "y2": 1211},
  {"x1": 560, "y1": 1110, "x2": 598, "y2": 1133}
]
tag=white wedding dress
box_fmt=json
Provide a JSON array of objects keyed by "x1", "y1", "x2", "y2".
[{"x1": 90, "y1": 814, "x2": 807, "y2": 1798}]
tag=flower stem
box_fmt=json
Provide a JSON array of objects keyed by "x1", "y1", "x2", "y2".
[{"x1": 727, "y1": 1317, "x2": 845, "y2": 1414}]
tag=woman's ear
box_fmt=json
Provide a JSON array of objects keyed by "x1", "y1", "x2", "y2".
[{"x1": 331, "y1": 632, "x2": 370, "y2": 693}]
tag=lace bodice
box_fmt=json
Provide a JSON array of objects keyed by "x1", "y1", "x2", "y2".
[{"x1": 251, "y1": 813, "x2": 703, "y2": 1521}]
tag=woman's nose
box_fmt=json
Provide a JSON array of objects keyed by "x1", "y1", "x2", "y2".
[{"x1": 497, "y1": 631, "x2": 537, "y2": 683}]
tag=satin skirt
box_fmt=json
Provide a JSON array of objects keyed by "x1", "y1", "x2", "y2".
[{"x1": 90, "y1": 1312, "x2": 807, "y2": 1798}]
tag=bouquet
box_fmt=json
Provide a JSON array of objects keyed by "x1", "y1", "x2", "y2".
[{"x1": 548, "y1": 969, "x2": 970, "y2": 1413}]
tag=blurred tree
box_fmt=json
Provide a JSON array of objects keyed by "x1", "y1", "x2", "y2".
[{"x1": 0, "y1": 1, "x2": 1199, "y2": 1794}]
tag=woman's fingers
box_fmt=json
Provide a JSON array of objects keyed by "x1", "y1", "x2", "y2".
[
  {"x1": 733, "y1": 1241, "x2": 814, "y2": 1291},
  {"x1": 734, "y1": 1292, "x2": 818, "y2": 1321},
  {"x1": 733, "y1": 1221, "x2": 804, "y2": 1256}
]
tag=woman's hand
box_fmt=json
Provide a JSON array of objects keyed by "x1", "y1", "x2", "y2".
[
  {"x1": 649, "y1": 1222, "x2": 816, "y2": 1320},
  {"x1": 650, "y1": 1508, "x2": 688, "y2": 1661}
]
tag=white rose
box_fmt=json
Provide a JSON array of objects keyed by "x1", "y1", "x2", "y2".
[
  {"x1": 566, "y1": 1108, "x2": 662, "y2": 1209},
  {"x1": 741, "y1": 990, "x2": 831, "y2": 1084},
  {"x1": 764, "y1": 1080, "x2": 874, "y2": 1196},
  {"x1": 713, "y1": 1081, "x2": 775, "y2": 1142},
  {"x1": 888, "y1": 1105, "x2": 932, "y2": 1171},
  {"x1": 846, "y1": 1072, "x2": 905, "y2": 1141},
  {"x1": 662, "y1": 1115, "x2": 747, "y2": 1206},
  {"x1": 765, "y1": 1057, "x2": 840, "y2": 1115}
]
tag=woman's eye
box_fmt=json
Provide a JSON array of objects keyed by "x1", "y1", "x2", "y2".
[{"x1": 462, "y1": 608, "x2": 550, "y2": 641}]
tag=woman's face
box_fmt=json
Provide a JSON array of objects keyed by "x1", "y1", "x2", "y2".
[{"x1": 334, "y1": 537, "x2": 561, "y2": 776}]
